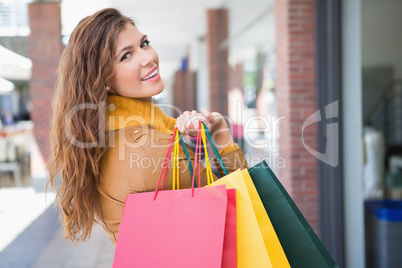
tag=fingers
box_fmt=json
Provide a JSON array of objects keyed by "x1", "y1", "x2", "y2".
[
  {"x1": 200, "y1": 108, "x2": 225, "y2": 132},
  {"x1": 176, "y1": 109, "x2": 227, "y2": 137},
  {"x1": 186, "y1": 110, "x2": 199, "y2": 129},
  {"x1": 200, "y1": 108, "x2": 212, "y2": 123},
  {"x1": 200, "y1": 108, "x2": 216, "y2": 128},
  {"x1": 175, "y1": 114, "x2": 184, "y2": 132},
  {"x1": 176, "y1": 110, "x2": 204, "y2": 136},
  {"x1": 183, "y1": 111, "x2": 191, "y2": 127}
]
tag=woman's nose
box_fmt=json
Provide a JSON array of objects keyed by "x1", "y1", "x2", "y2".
[{"x1": 140, "y1": 48, "x2": 157, "y2": 67}]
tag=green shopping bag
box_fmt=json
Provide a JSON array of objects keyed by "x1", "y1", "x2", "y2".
[{"x1": 248, "y1": 160, "x2": 338, "y2": 268}]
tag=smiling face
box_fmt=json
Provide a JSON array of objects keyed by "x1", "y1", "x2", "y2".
[{"x1": 108, "y1": 23, "x2": 164, "y2": 101}]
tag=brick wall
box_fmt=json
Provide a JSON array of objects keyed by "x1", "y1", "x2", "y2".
[
  {"x1": 173, "y1": 70, "x2": 184, "y2": 116},
  {"x1": 28, "y1": 2, "x2": 63, "y2": 161},
  {"x1": 207, "y1": 9, "x2": 229, "y2": 117},
  {"x1": 275, "y1": 0, "x2": 319, "y2": 234},
  {"x1": 172, "y1": 60, "x2": 196, "y2": 115}
]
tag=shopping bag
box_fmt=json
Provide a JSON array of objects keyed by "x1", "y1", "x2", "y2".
[
  {"x1": 198, "y1": 122, "x2": 272, "y2": 267},
  {"x1": 248, "y1": 160, "x2": 338, "y2": 268},
  {"x1": 211, "y1": 169, "x2": 272, "y2": 268},
  {"x1": 113, "y1": 185, "x2": 229, "y2": 268},
  {"x1": 241, "y1": 169, "x2": 290, "y2": 267},
  {"x1": 113, "y1": 128, "x2": 232, "y2": 268},
  {"x1": 222, "y1": 188, "x2": 237, "y2": 268},
  {"x1": 191, "y1": 122, "x2": 237, "y2": 268}
]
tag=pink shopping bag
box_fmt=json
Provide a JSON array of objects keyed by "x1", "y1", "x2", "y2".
[
  {"x1": 222, "y1": 188, "x2": 237, "y2": 268},
  {"x1": 113, "y1": 127, "x2": 236, "y2": 268},
  {"x1": 113, "y1": 185, "x2": 229, "y2": 268}
]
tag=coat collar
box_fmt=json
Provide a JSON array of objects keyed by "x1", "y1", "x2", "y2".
[{"x1": 106, "y1": 95, "x2": 176, "y2": 134}]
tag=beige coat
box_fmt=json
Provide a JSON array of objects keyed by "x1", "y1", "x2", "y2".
[{"x1": 97, "y1": 125, "x2": 249, "y2": 245}]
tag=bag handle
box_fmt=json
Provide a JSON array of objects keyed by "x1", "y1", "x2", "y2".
[
  {"x1": 200, "y1": 122, "x2": 215, "y2": 186},
  {"x1": 154, "y1": 120, "x2": 230, "y2": 200},
  {"x1": 199, "y1": 122, "x2": 229, "y2": 175},
  {"x1": 173, "y1": 129, "x2": 199, "y2": 190},
  {"x1": 154, "y1": 128, "x2": 177, "y2": 200},
  {"x1": 191, "y1": 121, "x2": 202, "y2": 196},
  {"x1": 190, "y1": 121, "x2": 221, "y2": 196},
  {"x1": 154, "y1": 126, "x2": 204, "y2": 199},
  {"x1": 172, "y1": 128, "x2": 180, "y2": 190},
  {"x1": 178, "y1": 132, "x2": 194, "y2": 181}
]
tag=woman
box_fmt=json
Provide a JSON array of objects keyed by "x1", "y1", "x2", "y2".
[{"x1": 48, "y1": 8, "x2": 249, "y2": 245}]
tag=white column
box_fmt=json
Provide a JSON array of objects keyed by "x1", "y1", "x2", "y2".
[
  {"x1": 342, "y1": 0, "x2": 365, "y2": 267},
  {"x1": 192, "y1": 37, "x2": 210, "y2": 111}
]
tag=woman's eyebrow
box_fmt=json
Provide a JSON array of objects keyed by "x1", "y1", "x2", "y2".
[
  {"x1": 141, "y1": 35, "x2": 147, "y2": 43},
  {"x1": 115, "y1": 45, "x2": 133, "y2": 60}
]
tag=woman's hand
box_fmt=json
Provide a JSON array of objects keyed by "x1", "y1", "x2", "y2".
[
  {"x1": 199, "y1": 108, "x2": 226, "y2": 134},
  {"x1": 175, "y1": 109, "x2": 234, "y2": 151}
]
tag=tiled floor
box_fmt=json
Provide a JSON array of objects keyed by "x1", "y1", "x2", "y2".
[
  {"x1": 31, "y1": 224, "x2": 115, "y2": 268},
  {"x1": 0, "y1": 129, "x2": 116, "y2": 267},
  {"x1": 0, "y1": 187, "x2": 55, "y2": 252}
]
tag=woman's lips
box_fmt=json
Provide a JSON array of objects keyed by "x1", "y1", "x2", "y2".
[
  {"x1": 141, "y1": 66, "x2": 158, "y2": 81},
  {"x1": 143, "y1": 72, "x2": 160, "y2": 82}
]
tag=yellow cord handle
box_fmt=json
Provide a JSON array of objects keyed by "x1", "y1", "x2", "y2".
[{"x1": 172, "y1": 128, "x2": 180, "y2": 190}]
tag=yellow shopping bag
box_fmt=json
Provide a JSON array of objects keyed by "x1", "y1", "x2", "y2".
[
  {"x1": 241, "y1": 169, "x2": 290, "y2": 268},
  {"x1": 211, "y1": 169, "x2": 272, "y2": 268},
  {"x1": 197, "y1": 122, "x2": 283, "y2": 267}
]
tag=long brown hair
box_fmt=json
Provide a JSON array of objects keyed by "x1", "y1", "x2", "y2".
[{"x1": 48, "y1": 8, "x2": 135, "y2": 243}]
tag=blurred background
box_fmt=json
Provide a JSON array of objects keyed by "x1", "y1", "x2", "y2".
[{"x1": 0, "y1": 0, "x2": 401, "y2": 267}]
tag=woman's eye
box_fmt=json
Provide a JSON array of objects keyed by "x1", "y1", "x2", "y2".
[
  {"x1": 120, "y1": 52, "x2": 132, "y2": 62},
  {"x1": 140, "y1": 40, "x2": 150, "y2": 49}
]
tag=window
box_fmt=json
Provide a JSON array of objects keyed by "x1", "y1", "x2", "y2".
[{"x1": 0, "y1": 0, "x2": 30, "y2": 36}]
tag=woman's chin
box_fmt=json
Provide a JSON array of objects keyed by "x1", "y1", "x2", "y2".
[{"x1": 153, "y1": 82, "x2": 165, "y2": 95}]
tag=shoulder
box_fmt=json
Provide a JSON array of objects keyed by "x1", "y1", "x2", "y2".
[
  {"x1": 100, "y1": 126, "x2": 172, "y2": 187},
  {"x1": 102, "y1": 126, "x2": 173, "y2": 170},
  {"x1": 108, "y1": 126, "x2": 173, "y2": 150}
]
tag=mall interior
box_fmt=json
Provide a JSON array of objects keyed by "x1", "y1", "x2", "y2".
[{"x1": 0, "y1": 0, "x2": 401, "y2": 267}]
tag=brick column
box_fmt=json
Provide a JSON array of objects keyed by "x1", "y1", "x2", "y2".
[
  {"x1": 28, "y1": 1, "x2": 63, "y2": 161},
  {"x1": 173, "y1": 58, "x2": 196, "y2": 115},
  {"x1": 206, "y1": 9, "x2": 229, "y2": 116},
  {"x1": 173, "y1": 70, "x2": 184, "y2": 116},
  {"x1": 275, "y1": 0, "x2": 319, "y2": 234}
]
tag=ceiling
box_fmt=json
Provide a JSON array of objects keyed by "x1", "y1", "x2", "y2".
[{"x1": 61, "y1": 0, "x2": 274, "y2": 85}]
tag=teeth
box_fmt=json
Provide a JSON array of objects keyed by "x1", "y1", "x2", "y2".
[{"x1": 143, "y1": 69, "x2": 158, "y2": 80}]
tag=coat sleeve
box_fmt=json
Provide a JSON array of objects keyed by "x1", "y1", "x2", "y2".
[{"x1": 213, "y1": 144, "x2": 249, "y2": 177}]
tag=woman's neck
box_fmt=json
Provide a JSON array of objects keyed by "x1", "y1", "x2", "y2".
[
  {"x1": 109, "y1": 93, "x2": 153, "y2": 103},
  {"x1": 138, "y1": 96, "x2": 153, "y2": 103}
]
